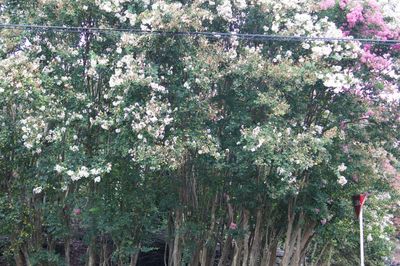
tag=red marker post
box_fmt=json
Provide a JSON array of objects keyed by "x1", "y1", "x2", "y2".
[{"x1": 352, "y1": 193, "x2": 368, "y2": 266}]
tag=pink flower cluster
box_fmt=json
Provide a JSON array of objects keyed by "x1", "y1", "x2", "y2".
[
  {"x1": 363, "y1": 1, "x2": 395, "y2": 39},
  {"x1": 331, "y1": 0, "x2": 399, "y2": 40},
  {"x1": 346, "y1": 4, "x2": 364, "y2": 28},
  {"x1": 229, "y1": 222, "x2": 238, "y2": 230},
  {"x1": 360, "y1": 44, "x2": 392, "y2": 71},
  {"x1": 320, "y1": 0, "x2": 335, "y2": 10},
  {"x1": 339, "y1": 0, "x2": 349, "y2": 9}
]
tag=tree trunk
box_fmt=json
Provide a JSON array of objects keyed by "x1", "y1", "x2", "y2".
[
  {"x1": 281, "y1": 201, "x2": 295, "y2": 266},
  {"x1": 14, "y1": 249, "x2": 24, "y2": 266},
  {"x1": 249, "y1": 209, "x2": 263, "y2": 266},
  {"x1": 22, "y1": 246, "x2": 32, "y2": 266},
  {"x1": 242, "y1": 209, "x2": 250, "y2": 266},
  {"x1": 232, "y1": 239, "x2": 243, "y2": 266},
  {"x1": 217, "y1": 235, "x2": 233, "y2": 266},
  {"x1": 200, "y1": 193, "x2": 218, "y2": 266},
  {"x1": 88, "y1": 238, "x2": 96, "y2": 266},
  {"x1": 260, "y1": 229, "x2": 278, "y2": 266},
  {"x1": 267, "y1": 242, "x2": 278, "y2": 266},
  {"x1": 130, "y1": 252, "x2": 140, "y2": 266},
  {"x1": 65, "y1": 237, "x2": 71, "y2": 266},
  {"x1": 168, "y1": 212, "x2": 175, "y2": 266},
  {"x1": 290, "y1": 228, "x2": 302, "y2": 266},
  {"x1": 172, "y1": 209, "x2": 183, "y2": 266},
  {"x1": 190, "y1": 242, "x2": 201, "y2": 266}
]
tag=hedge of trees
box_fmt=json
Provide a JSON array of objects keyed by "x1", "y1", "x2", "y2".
[{"x1": 0, "y1": 0, "x2": 399, "y2": 265}]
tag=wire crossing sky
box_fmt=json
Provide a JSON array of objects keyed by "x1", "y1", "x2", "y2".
[{"x1": 1, "y1": 23, "x2": 400, "y2": 45}]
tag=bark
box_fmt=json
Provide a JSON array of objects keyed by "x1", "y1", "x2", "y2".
[
  {"x1": 168, "y1": 212, "x2": 175, "y2": 266},
  {"x1": 290, "y1": 227, "x2": 302, "y2": 266},
  {"x1": 200, "y1": 193, "x2": 218, "y2": 266},
  {"x1": 260, "y1": 228, "x2": 278, "y2": 266},
  {"x1": 65, "y1": 237, "x2": 71, "y2": 266},
  {"x1": 298, "y1": 222, "x2": 316, "y2": 261},
  {"x1": 172, "y1": 209, "x2": 183, "y2": 266},
  {"x1": 242, "y1": 209, "x2": 250, "y2": 266},
  {"x1": 281, "y1": 201, "x2": 295, "y2": 266},
  {"x1": 249, "y1": 209, "x2": 264, "y2": 266},
  {"x1": 14, "y1": 249, "x2": 24, "y2": 266},
  {"x1": 267, "y1": 242, "x2": 278, "y2": 266},
  {"x1": 88, "y1": 237, "x2": 96, "y2": 266},
  {"x1": 130, "y1": 252, "x2": 140, "y2": 266},
  {"x1": 22, "y1": 246, "x2": 32, "y2": 266},
  {"x1": 217, "y1": 194, "x2": 235, "y2": 266},
  {"x1": 33, "y1": 203, "x2": 43, "y2": 251},
  {"x1": 101, "y1": 240, "x2": 108, "y2": 266},
  {"x1": 217, "y1": 235, "x2": 233, "y2": 266},
  {"x1": 232, "y1": 239, "x2": 243, "y2": 266},
  {"x1": 190, "y1": 242, "x2": 201, "y2": 266},
  {"x1": 164, "y1": 242, "x2": 168, "y2": 266}
]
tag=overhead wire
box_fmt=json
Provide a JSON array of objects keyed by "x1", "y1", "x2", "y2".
[{"x1": 1, "y1": 23, "x2": 400, "y2": 45}]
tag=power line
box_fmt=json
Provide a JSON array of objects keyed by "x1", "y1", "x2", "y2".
[{"x1": 1, "y1": 23, "x2": 400, "y2": 45}]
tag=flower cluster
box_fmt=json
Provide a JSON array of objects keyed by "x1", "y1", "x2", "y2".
[{"x1": 56, "y1": 163, "x2": 112, "y2": 183}]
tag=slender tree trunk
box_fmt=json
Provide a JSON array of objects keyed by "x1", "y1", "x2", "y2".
[
  {"x1": 281, "y1": 201, "x2": 295, "y2": 266},
  {"x1": 164, "y1": 241, "x2": 168, "y2": 266},
  {"x1": 168, "y1": 211, "x2": 174, "y2": 266},
  {"x1": 232, "y1": 238, "x2": 243, "y2": 266},
  {"x1": 200, "y1": 193, "x2": 218, "y2": 266},
  {"x1": 260, "y1": 228, "x2": 278, "y2": 266},
  {"x1": 22, "y1": 245, "x2": 32, "y2": 266},
  {"x1": 242, "y1": 209, "x2": 250, "y2": 266},
  {"x1": 267, "y1": 242, "x2": 278, "y2": 266},
  {"x1": 88, "y1": 237, "x2": 96, "y2": 266},
  {"x1": 130, "y1": 251, "x2": 140, "y2": 266},
  {"x1": 14, "y1": 249, "x2": 24, "y2": 266},
  {"x1": 299, "y1": 223, "x2": 316, "y2": 262},
  {"x1": 172, "y1": 209, "x2": 183, "y2": 266},
  {"x1": 190, "y1": 242, "x2": 201, "y2": 266},
  {"x1": 249, "y1": 209, "x2": 264, "y2": 266},
  {"x1": 217, "y1": 235, "x2": 233, "y2": 266},
  {"x1": 65, "y1": 237, "x2": 71, "y2": 266},
  {"x1": 290, "y1": 228, "x2": 302, "y2": 266},
  {"x1": 101, "y1": 239, "x2": 109, "y2": 266}
]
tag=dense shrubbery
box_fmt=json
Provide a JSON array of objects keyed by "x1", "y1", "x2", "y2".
[{"x1": 0, "y1": 0, "x2": 399, "y2": 265}]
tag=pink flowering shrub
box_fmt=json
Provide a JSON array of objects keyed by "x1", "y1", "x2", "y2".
[
  {"x1": 360, "y1": 44, "x2": 392, "y2": 71},
  {"x1": 346, "y1": 4, "x2": 364, "y2": 28},
  {"x1": 320, "y1": 0, "x2": 336, "y2": 10}
]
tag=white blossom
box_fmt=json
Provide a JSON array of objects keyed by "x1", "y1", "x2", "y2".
[
  {"x1": 217, "y1": 0, "x2": 233, "y2": 21},
  {"x1": 54, "y1": 164, "x2": 65, "y2": 173},
  {"x1": 69, "y1": 145, "x2": 79, "y2": 152},
  {"x1": 337, "y1": 176, "x2": 348, "y2": 186},
  {"x1": 33, "y1": 186, "x2": 43, "y2": 194},
  {"x1": 78, "y1": 166, "x2": 90, "y2": 178},
  {"x1": 338, "y1": 163, "x2": 347, "y2": 172}
]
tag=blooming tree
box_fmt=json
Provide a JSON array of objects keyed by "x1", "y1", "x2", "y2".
[{"x1": 0, "y1": 0, "x2": 398, "y2": 265}]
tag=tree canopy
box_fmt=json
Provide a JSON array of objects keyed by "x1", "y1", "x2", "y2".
[{"x1": 0, "y1": 0, "x2": 399, "y2": 265}]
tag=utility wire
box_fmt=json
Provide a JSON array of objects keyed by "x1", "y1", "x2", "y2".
[{"x1": 1, "y1": 23, "x2": 400, "y2": 45}]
